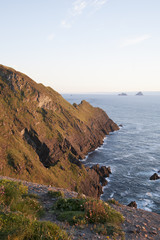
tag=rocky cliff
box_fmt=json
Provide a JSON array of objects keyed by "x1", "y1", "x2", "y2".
[{"x1": 0, "y1": 64, "x2": 119, "y2": 197}]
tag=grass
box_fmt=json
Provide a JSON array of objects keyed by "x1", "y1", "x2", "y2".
[
  {"x1": 0, "y1": 180, "x2": 70, "y2": 239},
  {"x1": 53, "y1": 197, "x2": 125, "y2": 238}
]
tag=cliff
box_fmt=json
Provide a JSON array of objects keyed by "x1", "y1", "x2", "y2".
[{"x1": 0, "y1": 64, "x2": 119, "y2": 197}]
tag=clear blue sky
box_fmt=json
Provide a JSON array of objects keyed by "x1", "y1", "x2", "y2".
[{"x1": 1, "y1": 0, "x2": 160, "y2": 93}]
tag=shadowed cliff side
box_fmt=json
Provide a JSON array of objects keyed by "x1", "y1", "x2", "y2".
[{"x1": 0, "y1": 64, "x2": 119, "y2": 197}]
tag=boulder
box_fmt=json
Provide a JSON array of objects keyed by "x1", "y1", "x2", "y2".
[
  {"x1": 150, "y1": 173, "x2": 160, "y2": 180},
  {"x1": 128, "y1": 201, "x2": 137, "y2": 208}
]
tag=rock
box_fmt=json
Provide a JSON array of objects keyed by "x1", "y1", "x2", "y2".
[
  {"x1": 91, "y1": 164, "x2": 111, "y2": 187},
  {"x1": 118, "y1": 92, "x2": 127, "y2": 96},
  {"x1": 150, "y1": 173, "x2": 160, "y2": 180},
  {"x1": 136, "y1": 91, "x2": 143, "y2": 96},
  {"x1": 119, "y1": 124, "x2": 123, "y2": 127},
  {"x1": 128, "y1": 201, "x2": 137, "y2": 208},
  {"x1": 101, "y1": 178, "x2": 108, "y2": 186}
]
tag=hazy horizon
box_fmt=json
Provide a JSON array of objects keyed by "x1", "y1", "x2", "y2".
[
  {"x1": 62, "y1": 91, "x2": 160, "y2": 95},
  {"x1": 1, "y1": 0, "x2": 160, "y2": 93}
]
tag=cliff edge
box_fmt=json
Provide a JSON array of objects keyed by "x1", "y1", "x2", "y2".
[{"x1": 0, "y1": 64, "x2": 119, "y2": 197}]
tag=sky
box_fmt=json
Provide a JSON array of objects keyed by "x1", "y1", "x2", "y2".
[{"x1": 0, "y1": 0, "x2": 160, "y2": 93}]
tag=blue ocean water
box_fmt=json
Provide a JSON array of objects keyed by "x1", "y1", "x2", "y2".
[{"x1": 63, "y1": 94, "x2": 160, "y2": 214}]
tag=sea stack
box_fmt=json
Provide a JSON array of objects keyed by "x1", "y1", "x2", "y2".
[
  {"x1": 136, "y1": 91, "x2": 143, "y2": 96},
  {"x1": 118, "y1": 92, "x2": 127, "y2": 96}
]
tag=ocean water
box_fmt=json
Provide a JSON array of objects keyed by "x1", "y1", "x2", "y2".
[{"x1": 62, "y1": 94, "x2": 160, "y2": 214}]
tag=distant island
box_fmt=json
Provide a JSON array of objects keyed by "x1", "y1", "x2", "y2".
[
  {"x1": 136, "y1": 91, "x2": 143, "y2": 96},
  {"x1": 118, "y1": 92, "x2": 127, "y2": 96}
]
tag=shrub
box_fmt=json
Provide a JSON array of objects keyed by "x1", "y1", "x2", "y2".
[
  {"x1": 0, "y1": 212, "x2": 69, "y2": 240},
  {"x1": 57, "y1": 211, "x2": 86, "y2": 225},
  {"x1": 0, "y1": 179, "x2": 28, "y2": 206},
  {"x1": 54, "y1": 198, "x2": 86, "y2": 212},
  {"x1": 84, "y1": 200, "x2": 108, "y2": 223},
  {"x1": 53, "y1": 197, "x2": 124, "y2": 238},
  {"x1": 48, "y1": 190, "x2": 64, "y2": 198},
  {"x1": 0, "y1": 180, "x2": 43, "y2": 218}
]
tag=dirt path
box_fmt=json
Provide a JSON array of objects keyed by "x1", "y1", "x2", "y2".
[{"x1": 0, "y1": 175, "x2": 160, "y2": 239}]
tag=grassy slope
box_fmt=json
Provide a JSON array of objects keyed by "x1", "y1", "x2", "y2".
[{"x1": 0, "y1": 64, "x2": 118, "y2": 194}]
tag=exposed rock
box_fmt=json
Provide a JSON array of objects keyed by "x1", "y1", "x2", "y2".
[
  {"x1": 150, "y1": 173, "x2": 160, "y2": 180},
  {"x1": 81, "y1": 168, "x2": 103, "y2": 198},
  {"x1": 128, "y1": 201, "x2": 137, "y2": 208},
  {"x1": 91, "y1": 164, "x2": 111, "y2": 187}
]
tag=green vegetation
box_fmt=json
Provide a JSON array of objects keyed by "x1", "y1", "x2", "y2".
[
  {"x1": 48, "y1": 190, "x2": 64, "y2": 198},
  {"x1": 53, "y1": 197, "x2": 124, "y2": 238},
  {"x1": 0, "y1": 180, "x2": 69, "y2": 239},
  {"x1": 0, "y1": 213, "x2": 69, "y2": 240}
]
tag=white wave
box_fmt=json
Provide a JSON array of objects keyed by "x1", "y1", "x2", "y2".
[
  {"x1": 143, "y1": 207, "x2": 152, "y2": 212},
  {"x1": 110, "y1": 192, "x2": 114, "y2": 198},
  {"x1": 146, "y1": 192, "x2": 153, "y2": 197},
  {"x1": 138, "y1": 198, "x2": 155, "y2": 212},
  {"x1": 120, "y1": 190, "x2": 129, "y2": 197}
]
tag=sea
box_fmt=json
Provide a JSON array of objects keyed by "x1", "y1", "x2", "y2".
[{"x1": 62, "y1": 93, "x2": 160, "y2": 214}]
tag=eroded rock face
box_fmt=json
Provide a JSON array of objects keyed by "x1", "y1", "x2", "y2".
[
  {"x1": 81, "y1": 168, "x2": 103, "y2": 198},
  {"x1": 150, "y1": 173, "x2": 160, "y2": 180},
  {"x1": 91, "y1": 164, "x2": 111, "y2": 187}
]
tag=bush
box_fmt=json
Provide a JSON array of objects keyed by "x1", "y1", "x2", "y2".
[
  {"x1": 0, "y1": 212, "x2": 69, "y2": 240},
  {"x1": 84, "y1": 200, "x2": 109, "y2": 223},
  {"x1": 57, "y1": 211, "x2": 86, "y2": 225},
  {"x1": 48, "y1": 190, "x2": 64, "y2": 198},
  {"x1": 0, "y1": 180, "x2": 69, "y2": 239},
  {"x1": 0, "y1": 179, "x2": 28, "y2": 206},
  {"x1": 54, "y1": 198, "x2": 86, "y2": 212},
  {"x1": 0, "y1": 180, "x2": 43, "y2": 218},
  {"x1": 53, "y1": 197, "x2": 124, "y2": 238}
]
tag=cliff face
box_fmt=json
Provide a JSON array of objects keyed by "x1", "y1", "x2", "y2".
[{"x1": 0, "y1": 64, "x2": 119, "y2": 197}]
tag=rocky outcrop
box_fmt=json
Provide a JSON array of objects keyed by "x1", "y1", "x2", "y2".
[
  {"x1": 150, "y1": 173, "x2": 160, "y2": 180},
  {"x1": 91, "y1": 164, "x2": 111, "y2": 187}
]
